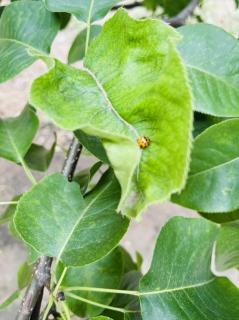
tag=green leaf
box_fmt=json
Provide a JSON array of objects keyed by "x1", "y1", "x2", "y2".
[
  {"x1": 0, "y1": 261, "x2": 33, "y2": 310},
  {"x1": 0, "y1": 6, "x2": 4, "y2": 16},
  {"x1": 103, "y1": 271, "x2": 142, "y2": 320},
  {"x1": 17, "y1": 262, "x2": 33, "y2": 290},
  {"x1": 75, "y1": 130, "x2": 109, "y2": 164},
  {"x1": 24, "y1": 138, "x2": 56, "y2": 172},
  {"x1": 68, "y1": 25, "x2": 102, "y2": 64},
  {"x1": 14, "y1": 170, "x2": 129, "y2": 266},
  {"x1": 193, "y1": 112, "x2": 223, "y2": 138},
  {"x1": 144, "y1": 0, "x2": 190, "y2": 16},
  {"x1": 58, "y1": 12, "x2": 71, "y2": 30},
  {"x1": 59, "y1": 248, "x2": 123, "y2": 317},
  {"x1": 0, "y1": 195, "x2": 20, "y2": 225},
  {"x1": 0, "y1": 290, "x2": 20, "y2": 310},
  {"x1": 120, "y1": 247, "x2": 138, "y2": 274},
  {"x1": 91, "y1": 317, "x2": 113, "y2": 320},
  {"x1": 200, "y1": 210, "x2": 239, "y2": 224},
  {"x1": 74, "y1": 161, "x2": 102, "y2": 194},
  {"x1": 0, "y1": 107, "x2": 39, "y2": 163},
  {"x1": 172, "y1": 119, "x2": 239, "y2": 216},
  {"x1": 140, "y1": 217, "x2": 239, "y2": 319},
  {"x1": 215, "y1": 221, "x2": 239, "y2": 271},
  {"x1": 0, "y1": 0, "x2": 59, "y2": 83},
  {"x1": 178, "y1": 23, "x2": 239, "y2": 117},
  {"x1": 30, "y1": 10, "x2": 192, "y2": 217},
  {"x1": 44, "y1": 0, "x2": 119, "y2": 22}
]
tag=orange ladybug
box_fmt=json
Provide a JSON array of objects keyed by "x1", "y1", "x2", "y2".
[{"x1": 137, "y1": 136, "x2": 151, "y2": 149}]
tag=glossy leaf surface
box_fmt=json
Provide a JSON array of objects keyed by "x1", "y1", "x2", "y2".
[
  {"x1": 140, "y1": 217, "x2": 239, "y2": 319},
  {"x1": 215, "y1": 221, "x2": 239, "y2": 271},
  {"x1": 44, "y1": 0, "x2": 119, "y2": 22},
  {"x1": 14, "y1": 170, "x2": 129, "y2": 266},
  {"x1": 30, "y1": 10, "x2": 192, "y2": 217},
  {"x1": 178, "y1": 24, "x2": 239, "y2": 117},
  {"x1": 172, "y1": 120, "x2": 239, "y2": 215},
  {"x1": 24, "y1": 139, "x2": 56, "y2": 172},
  {"x1": 68, "y1": 25, "x2": 102, "y2": 64},
  {"x1": 104, "y1": 271, "x2": 142, "y2": 320},
  {"x1": 0, "y1": 0, "x2": 59, "y2": 83},
  {"x1": 0, "y1": 107, "x2": 39, "y2": 163}
]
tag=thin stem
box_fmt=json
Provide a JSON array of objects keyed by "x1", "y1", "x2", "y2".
[
  {"x1": 166, "y1": 0, "x2": 199, "y2": 27},
  {"x1": 53, "y1": 267, "x2": 67, "y2": 296},
  {"x1": 42, "y1": 297, "x2": 54, "y2": 320},
  {"x1": 65, "y1": 292, "x2": 136, "y2": 314},
  {"x1": 21, "y1": 158, "x2": 37, "y2": 185},
  {"x1": 0, "y1": 201, "x2": 18, "y2": 205},
  {"x1": 61, "y1": 302, "x2": 71, "y2": 320},
  {"x1": 85, "y1": 0, "x2": 95, "y2": 56},
  {"x1": 63, "y1": 286, "x2": 139, "y2": 296}
]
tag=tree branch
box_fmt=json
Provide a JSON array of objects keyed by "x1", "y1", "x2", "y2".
[
  {"x1": 166, "y1": 0, "x2": 199, "y2": 27},
  {"x1": 112, "y1": 1, "x2": 142, "y2": 11},
  {"x1": 16, "y1": 138, "x2": 82, "y2": 320}
]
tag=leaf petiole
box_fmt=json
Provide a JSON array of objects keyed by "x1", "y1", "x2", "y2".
[
  {"x1": 62, "y1": 286, "x2": 139, "y2": 296},
  {"x1": 65, "y1": 292, "x2": 137, "y2": 314}
]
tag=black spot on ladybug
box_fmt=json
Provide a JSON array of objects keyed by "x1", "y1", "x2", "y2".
[{"x1": 137, "y1": 136, "x2": 151, "y2": 149}]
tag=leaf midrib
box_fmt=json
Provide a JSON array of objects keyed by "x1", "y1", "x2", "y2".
[
  {"x1": 187, "y1": 64, "x2": 238, "y2": 92},
  {"x1": 83, "y1": 67, "x2": 140, "y2": 140},
  {"x1": 57, "y1": 180, "x2": 113, "y2": 261},
  {"x1": 0, "y1": 38, "x2": 47, "y2": 56},
  {"x1": 141, "y1": 278, "x2": 215, "y2": 296},
  {"x1": 3, "y1": 121, "x2": 23, "y2": 163},
  {"x1": 189, "y1": 156, "x2": 239, "y2": 178}
]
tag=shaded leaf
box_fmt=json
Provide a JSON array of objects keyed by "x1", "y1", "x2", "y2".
[
  {"x1": 0, "y1": 261, "x2": 33, "y2": 310},
  {"x1": 58, "y1": 12, "x2": 71, "y2": 29},
  {"x1": 0, "y1": 107, "x2": 39, "y2": 163},
  {"x1": 140, "y1": 217, "x2": 239, "y2": 319},
  {"x1": 172, "y1": 120, "x2": 239, "y2": 216},
  {"x1": 68, "y1": 25, "x2": 102, "y2": 64},
  {"x1": 104, "y1": 271, "x2": 142, "y2": 320},
  {"x1": 193, "y1": 112, "x2": 223, "y2": 137},
  {"x1": 59, "y1": 248, "x2": 123, "y2": 317},
  {"x1": 17, "y1": 262, "x2": 33, "y2": 290},
  {"x1": 30, "y1": 10, "x2": 192, "y2": 217},
  {"x1": 0, "y1": 0, "x2": 59, "y2": 83},
  {"x1": 200, "y1": 210, "x2": 239, "y2": 224},
  {"x1": 0, "y1": 290, "x2": 20, "y2": 310},
  {"x1": 75, "y1": 130, "x2": 109, "y2": 164},
  {"x1": 215, "y1": 221, "x2": 239, "y2": 271},
  {"x1": 120, "y1": 247, "x2": 138, "y2": 274},
  {"x1": 24, "y1": 138, "x2": 56, "y2": 172},
  {"x1": 0, "y1": 6, "x2": 4, "y2": 16},
  {"x1": 178, "y1": 24, "x2": 239, "y2": 117},
  {"x1": 14, "y1": 170, "x2": 129, "y2": 266},
  {"x1": 44, "y1": 0, "x2": 119, "y2": 22},
  {"x1": 91, "y1": 317, "x2": 113, "y2": 320},
  {"x1": 74, "y1": 161, "x2": 102, "y2": 194},
  {"x1": 0, "y1": 195, "x2": 20, "y2": 225},
  {"x1": 144, "y1": 0, "x2": 190, "y2": 16}
]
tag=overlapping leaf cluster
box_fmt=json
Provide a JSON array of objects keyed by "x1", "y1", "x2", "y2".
[{"x1": 1, "y1": 0, "x2": 239, "y2": 319}]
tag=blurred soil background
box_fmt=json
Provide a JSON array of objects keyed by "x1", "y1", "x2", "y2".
[{"x1": 0, "y1": 0, "x2": 239, "y2": 318}]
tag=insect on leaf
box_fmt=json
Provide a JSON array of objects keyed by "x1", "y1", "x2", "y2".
[{"x1": 30, "y1": 10, "x2": 192, "y2": 217}]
